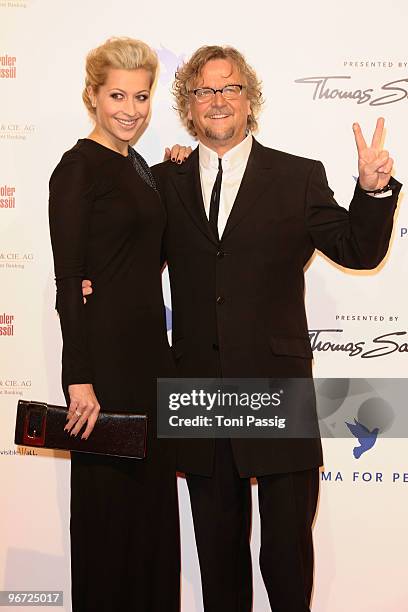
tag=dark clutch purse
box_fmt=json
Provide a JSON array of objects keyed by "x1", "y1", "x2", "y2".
[{"x1": 14, "y1": 400, "x2": 147, "y2": 459}]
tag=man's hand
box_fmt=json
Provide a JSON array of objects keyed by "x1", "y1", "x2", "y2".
[
  {"x1": 82, "y1": 279, "x2": 92, "y2": 304},
  {"x1": 163, "y1": 144, "x2": 192, "y2": 164},
  {"x1": 65, "y1": 383, "x2": 100, "y2": 439},
  {"x1": 353, "y1": 117, "x2": 394, "y2": 191}
]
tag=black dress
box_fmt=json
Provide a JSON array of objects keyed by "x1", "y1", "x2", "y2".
[{"x1": 49, "y1": 139, "x2": 180, "y2": 612}]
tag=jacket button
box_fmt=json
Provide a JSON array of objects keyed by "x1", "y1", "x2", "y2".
[
  {"x1": 216, "y1": 296, "x2": 225, "y2": 305},
  {"x1": 216, "y1": 250, "x2": 225, "y2": 259},
  {"x1": 212, "y1": 343, "x2": 219, "y2": 351}
]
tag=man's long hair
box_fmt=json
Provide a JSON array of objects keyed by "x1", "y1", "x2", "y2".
[{"x1": 173, "y1": 45, "x2": 264, "y2": 138}]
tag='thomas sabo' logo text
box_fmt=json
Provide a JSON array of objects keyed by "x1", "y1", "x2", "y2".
[
  {"x1": 309, "y1": 329, "x2": 408, "y2": 358},
  {"x1": 295, "y1": 75, "x2": 408, "y2": 106}
]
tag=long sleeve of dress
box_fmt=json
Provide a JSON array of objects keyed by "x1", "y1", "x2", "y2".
[{"x1": 49, "y1": 149, "x2": 94, "y2": 385}]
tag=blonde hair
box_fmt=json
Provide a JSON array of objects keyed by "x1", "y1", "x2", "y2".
[
  {"x1": 82, "y1": 37, "x2": 158, "y2": 116},
  {"x1": 173, "y1": 45, "x2": 263, "y2": 137}
]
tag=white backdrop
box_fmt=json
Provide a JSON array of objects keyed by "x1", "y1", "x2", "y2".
[{"x1": 1, "y1": 1, "x2": 407, "y2": 610}]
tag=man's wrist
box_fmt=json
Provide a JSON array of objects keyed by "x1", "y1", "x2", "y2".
[
  {"x1": 359, "y1": 181, "x2": 393, "y2": 195},
  {"x1": 358, "y1": 179, "x2": 395, "y2": 198}
]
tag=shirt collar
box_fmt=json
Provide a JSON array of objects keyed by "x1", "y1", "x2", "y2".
[{"x1": 199, "y1": 133, "x2": 253, "y2": 173}]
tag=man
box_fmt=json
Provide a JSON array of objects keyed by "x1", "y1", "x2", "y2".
[
  {"x1": 153, "y1": 46, "x2": 400, "y2": 612},
  {"x1": 84, "y1": 46, "x2": 401, "y2": 611}
]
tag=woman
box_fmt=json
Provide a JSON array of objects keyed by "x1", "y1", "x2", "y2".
[{"x1": 49, "y1": 37, "x2": 187, "y2": 612}]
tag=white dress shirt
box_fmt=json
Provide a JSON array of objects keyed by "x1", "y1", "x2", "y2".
[{"x1": 199, "y1": 133, "x2": 252, "y2": 238}]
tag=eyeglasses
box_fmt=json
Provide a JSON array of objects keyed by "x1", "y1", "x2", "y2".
[{"x1": 191, "y1": 84, "x2": 245, "y2": 103}]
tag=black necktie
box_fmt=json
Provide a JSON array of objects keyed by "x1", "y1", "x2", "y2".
[{"x1": 209, "y1": 158, "x2": 222, "y2": 240}]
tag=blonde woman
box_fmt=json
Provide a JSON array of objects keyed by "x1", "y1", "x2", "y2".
[{"x1": 49, "y1": 38, "x2": 187, "y2": 612}]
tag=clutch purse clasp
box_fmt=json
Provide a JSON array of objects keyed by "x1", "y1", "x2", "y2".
[{"x1": 23, "y1": 401, "x2": 47, "y2": 446}]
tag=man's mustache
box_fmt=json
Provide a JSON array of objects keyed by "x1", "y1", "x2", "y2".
[{"x1": 204, "y1": 106, "x2": 233, "y2": 118}]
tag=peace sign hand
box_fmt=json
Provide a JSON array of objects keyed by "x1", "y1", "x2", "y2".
[{"x1": 353, "y1": 117, "x2": 394, "y2": 192}]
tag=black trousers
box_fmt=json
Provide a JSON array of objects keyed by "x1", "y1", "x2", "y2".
[{"x1": 186, "y1": 440, "x2": 319, "y2": 612}]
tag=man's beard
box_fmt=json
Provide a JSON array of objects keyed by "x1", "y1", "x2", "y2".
[
  {"x1": 203, "y1": 104, "x2": 234, "y2": 142},
  {"x1": 204, "y1": 126, "x2": 235, "y2": 141}
]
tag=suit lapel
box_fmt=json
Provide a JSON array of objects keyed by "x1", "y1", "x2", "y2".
[
  {"x1": 171, "y1": 148, "x2": 218, "y2": 246},
  {"x1": 221, "y1": 138, "x2": 273, "y2": 240},
  {"x1": 170, "y1": 139, "x2": 275, "y2": 245}
]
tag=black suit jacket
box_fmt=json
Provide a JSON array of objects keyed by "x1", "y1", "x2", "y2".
[{"x1": 153, "y1": 138, "x2": 400, "y2": 477}]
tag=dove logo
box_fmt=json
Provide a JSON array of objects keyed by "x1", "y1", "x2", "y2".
[
  {"x1": 345, "y1": 419, "x2": 379, "y2": 458},
  {"x1": 156, "y1": 47, "x2": 186, "y2": 85}
]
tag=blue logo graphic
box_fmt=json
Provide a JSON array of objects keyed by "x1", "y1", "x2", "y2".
[
  {"x1": 156, "y1": 46, "x2": 186, "y2": 85},
  {"x1": 315, "y1": 379, "x2": 395, "y2": 459},
  {"x1": 165, "y1": 306, "x2": 172, "y2": 332},
  {"x1": 345, "y1": 419, "x2": 379, "y2": 459}
]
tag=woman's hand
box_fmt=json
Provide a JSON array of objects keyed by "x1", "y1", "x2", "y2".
[
  {"x1": 82, "y1": 279, "x2": 92, "y2": 303},
  {"x1": 65, "y1": 383, "x2": 100, "y2": 439},
  {"x1": 163, "y1": 144, "x2": 192, "y2": 163}
]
